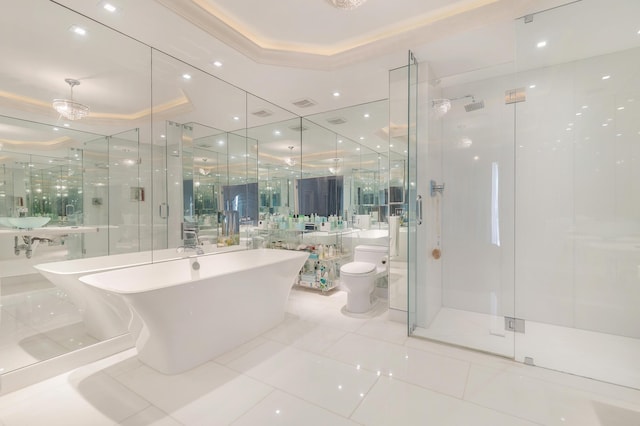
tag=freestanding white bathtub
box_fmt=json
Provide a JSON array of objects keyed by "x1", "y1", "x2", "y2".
[
  {"x1": 33, "y1": 245, "x2": 244, "y2": 340},
  {"x1": 80, "y1": 249, "x2": 309, "y2": 374}
]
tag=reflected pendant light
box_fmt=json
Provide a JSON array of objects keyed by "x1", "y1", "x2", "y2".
[
  {"x1": 329, "y1": 158, "x2": 341, "y2": 175},
  {"x1": 284, "y1": 146, "x2": 297, "y2": 167},
  {"x1": 52, "y1": 78, "x2": 90, "y2": 120},
  {"x1": 327, "y1": 0, "x2": 367, "y2": 10}
]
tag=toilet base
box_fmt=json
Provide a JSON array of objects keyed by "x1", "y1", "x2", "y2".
[
  {"x1": 346, "y1": 291, "x2": 377, "y2": 314},
  {"x1": 341, "y1": 297, "x2": 386, "y2": 318}
]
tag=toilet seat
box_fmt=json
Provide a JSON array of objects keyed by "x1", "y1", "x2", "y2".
[{"x1": 341, "y1": 261, "x2": 375, "y2": 275}]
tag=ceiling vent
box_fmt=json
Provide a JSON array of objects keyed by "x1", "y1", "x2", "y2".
[
  {"x1": 292, "y1": 98, "x2": 317, "y2": 108},
  {"x1": 251, "y1": 109, "x2": 273, "y2": 118},
  {"x1": 289, "y1": 124, "x2": 309, "y2": 132},
  {"x1": 326, "y1": 116, "x2": 347, "y2": 125}
]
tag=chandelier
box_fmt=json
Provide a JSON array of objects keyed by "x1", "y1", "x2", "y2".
[
  {"x1": 284, "y1": 146, "x2": 297, "y2": 167},
  {"x1": 327, "y1": 0, "x2": 367, "y2": 10},
  {"x1": 52, "y1": 78, "x2": 90, "y2": 120},
  {"x1": 328, "y1": 158, "x2": 341, "y2": 175}
]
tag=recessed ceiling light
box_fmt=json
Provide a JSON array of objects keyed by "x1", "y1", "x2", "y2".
[
  {"x1": 63, "y1": 123, "x2": 70, "y2": 127},
  {"x1": 333, "y1": 92, "x2": 340, "y2": 97},
  {"x1": 356, "y1": 147, "x2": 360, "y2": 151},
  {"x1": 69, "y1": 25, "x2": 87, "y2": 36},
  {"x1": 617, "y1": 106, "x2": 625, "y2": 110},
  {"x1": 160, "y1": 134, "x2": 166, "y2": 138},
  {"x1": 218, "y1": 140, "x2": 224, "y2": 145},
  {"x1": 359, "y1": 136, "x2": 364, "y2": 140},
  {"x1": 364, "y1": 113, "x2": 370, "y2": 118},
  {"x1": 576, "y1": 112, "x2": 582, "y2": 116},
  {"x1": 602, "y1": 75, "x2": 611, "y2": 80},
  {"x1": 529, "y1": 84, "x2": 536, "y2": 89},
  {"x1": 338, "y1": 139, "x2": 343, "y2": 143},
  {"x1": 182, "y1": 73, "x2": 192, "y2": 80},
  {"x1": 274, "y1": 130, "x2": 281, "y2": 135},
  {"x1": 536, "y1": 41, "x2": 547, "y2": 48},
  {"x1": 582, "y1": 105, "x2": 589, "y2": 109},
  {"x1": 102, "y1": 3, "x2": 117, "y2": 13},
  {"x1": 212, "y1": 61, "x2": 223, "y2": 67},
  {"x1": 233, "y1": 116, "x2": 240, "y2": 121},
  {"x1": 53, "y1": 127, "x2": 59, "y2": 131}
]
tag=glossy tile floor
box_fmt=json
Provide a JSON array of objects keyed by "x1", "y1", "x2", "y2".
[{"x1": 2, "y1": 287, "x2": 640, "y2": 425}]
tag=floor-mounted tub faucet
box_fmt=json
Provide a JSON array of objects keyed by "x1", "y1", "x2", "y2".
[{"x1": 178, "y1": 222, "x2": 203, "y2": 254}]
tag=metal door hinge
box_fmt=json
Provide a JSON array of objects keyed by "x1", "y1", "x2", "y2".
[{"x1": 505, "y1": 316, "x2": 525, "y2": 333}]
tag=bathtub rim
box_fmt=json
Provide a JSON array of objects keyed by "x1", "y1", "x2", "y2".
[{"x1": 80, "y1": 248, "x2": 309, "y2": 295}]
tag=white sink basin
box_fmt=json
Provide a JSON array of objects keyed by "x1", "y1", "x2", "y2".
[{"x1": 7, "y1": 217, "x2": 51, "y2": 229}]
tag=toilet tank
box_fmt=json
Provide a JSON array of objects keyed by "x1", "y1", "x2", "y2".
[{"x1": 353, "y1": 244, "x2": 388, "y2": 265}]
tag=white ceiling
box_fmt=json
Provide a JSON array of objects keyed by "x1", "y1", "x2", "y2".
[
  {"x1": 52, "y1": 0, "x2": 573, "y2": 114},
  {"x1": 2, "y1": 0, "x2": 638, "y2": 168}
]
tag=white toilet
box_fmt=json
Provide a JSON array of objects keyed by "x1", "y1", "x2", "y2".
[{"x1": 340, "y1": 245, "x2": 389, "y2": 313}]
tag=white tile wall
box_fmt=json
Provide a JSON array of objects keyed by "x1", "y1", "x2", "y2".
[{"x1": 430, "y1": 46, "x2": 640, "y2": 338}]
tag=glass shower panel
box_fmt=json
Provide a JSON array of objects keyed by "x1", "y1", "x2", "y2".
[
  {"x1": 83, "y1": 136, "x2": 110, "y2": 257},
  {"x1": 409, "y1": 49, "x2": 517, "y2": 357},
  {"x1": 514, "y1": 0, "x2": 640, "y2": 388},
  {"x1": 407, "y1": 53, "x2": 419, "y2": 334},
  {"x1": 190, "y1": 124, "x2": 228, "y2": 244},
  {"x1": 107, "y1": 129, "x2": 143, "y2": 254},
  {"x1": 388, "y1": 63, "x2": 412, "y2": 321}
]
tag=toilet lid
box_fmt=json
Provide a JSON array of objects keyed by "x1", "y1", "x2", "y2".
[{"x1": 341, "y1": 261, "x2": 376, "y2": 274}]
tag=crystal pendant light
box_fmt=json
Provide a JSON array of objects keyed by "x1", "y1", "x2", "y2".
[
  {"x1": 284, "y1": 146, "x2": 297, "y2": 167},
  {"x1": 52, "y1": 78, "x2": 90, "y2": 120},
  {"x1": 327, "y1": 0, "x2": 367, "y2": 10}
]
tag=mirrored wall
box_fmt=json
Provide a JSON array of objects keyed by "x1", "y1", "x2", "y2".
[{"x1": 0, "y1": 0, "x2": 395, "y2": 379}]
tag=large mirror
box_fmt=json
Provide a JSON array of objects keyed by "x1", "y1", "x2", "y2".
[
  {"x1": 303, "y1": 100, "x2": 390, "y2": 228},
  {"x1": 0, "y1": 0, "x2": 393, "y2": 382},
  {"x1": 0, "y1": 0, "x2": 155, "y2": 376}
]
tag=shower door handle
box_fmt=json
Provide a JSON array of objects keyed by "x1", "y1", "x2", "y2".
[
  {"x1": 159, "y1": 202, "x2": 169, "y2": 219},
  {"x1": 417, "y1": 195, "x2": 423, "y2": 225}
]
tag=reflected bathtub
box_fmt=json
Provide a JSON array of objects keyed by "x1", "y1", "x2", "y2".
[
  {"x1": 35, "y1": 252, "x2": 153, "y2": 340},
  {"x1": 80, "y1": 249, "x2": 309, "y2": 374},
  {"x1": 33, "y1": 245, "x2": 244, "y2": 340}
]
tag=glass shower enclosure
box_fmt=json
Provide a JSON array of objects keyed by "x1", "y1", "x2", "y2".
[{"x1": 409, "y1": 0, "x2": 640, "y2": 389}]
